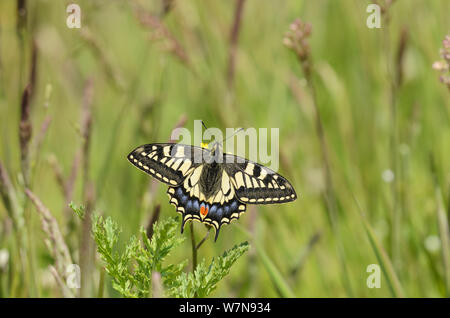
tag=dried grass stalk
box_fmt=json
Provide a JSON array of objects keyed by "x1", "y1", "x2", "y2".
[
  {"x1": 19, "y1": 40, "x2": 38, "y2": 186},
  {"x1": 25, "y1": 189, "x2": 74, "y2": 297},
  {"x1": 134, "y1": 4, "x2": 190, "y2": 66},
  {"x1": 227, "y1": 0, "x2": 246, "y2": 90}
]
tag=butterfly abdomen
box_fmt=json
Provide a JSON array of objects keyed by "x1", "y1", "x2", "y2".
[{"x1": 199, "y1": 162, "x2": 223, "y2": 198}]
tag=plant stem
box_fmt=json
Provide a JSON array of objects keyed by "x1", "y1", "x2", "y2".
[
  {"x1": 382, "y1": 15, "x2": 404, "y2": 272},
  {"x1": 189, "y1": 222, "x2": 198, "y2": 298},
  {"x1": 227, "y1": 0, "x2": 246, "y2": 90},
  {"x1": 429, "y1": 154, "x2": 450, "y2": 296},
  {"x1": 79, "y1": 79, "x2": 94, "y2": 297},
  {"x1": 190, "y1": 222, "x2": 197, "y2": 273},
  {"x1": 305, "y1": 71, "x2": 354, "y2": 297},
  {"x1": 97, "y1": 268, "x2": 105, "y2": 298}
]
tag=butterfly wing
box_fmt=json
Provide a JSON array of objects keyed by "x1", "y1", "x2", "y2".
[
  {"x1": 222, "y1": 154, "x2": 297, "y2": 204},
  {"x1": 166, "y1": 184, "x2": 246, "y2": 241},
  {"x1": 127, "y1": 143, "x2": 205, "y2": 186},
  {"x1": 128, "y1": 143, "x2": 226, "y2": 237}
]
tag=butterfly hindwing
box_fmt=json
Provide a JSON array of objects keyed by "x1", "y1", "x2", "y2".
[
  {"x1": 167, "y1": 186, "x2": 246, "y2": 241},
  {"x1": 223, "y1": 154, "x2": 297, "y2": 204}
]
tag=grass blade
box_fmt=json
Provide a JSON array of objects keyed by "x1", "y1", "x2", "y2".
[
  {"x1": 354, "y1": 197, "x2": 405, "y2": 297},
  {"x1": 255, "y1": 243, "x2": 295, "y2": 298},
  {"x1": 435, "y1": 185, "x2": 450, "y2": 296}
]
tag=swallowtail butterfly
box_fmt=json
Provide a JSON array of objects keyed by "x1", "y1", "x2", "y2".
[{"x1": 127, "y1": 142, "x2": 297, "y2": 241}]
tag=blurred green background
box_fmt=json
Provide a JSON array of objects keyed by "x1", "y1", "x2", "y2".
[{"x1": 0, "y1": 0, "x2": 449, "y2": 297}]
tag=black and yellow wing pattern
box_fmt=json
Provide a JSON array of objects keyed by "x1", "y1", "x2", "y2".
[{"x1": 127, "y1": 143, "x2": 297, "y2": 241}]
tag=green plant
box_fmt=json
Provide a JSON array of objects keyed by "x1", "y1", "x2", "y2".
[
  {"x1": 169, "y1": 241, "x2": 250, "y2": 298},
  {"x1": 92, "y1": 214, "x2": 249, "y2": 298},
  {"x1": 1, "y1": 0, "x2": 449, "y2": 298}
]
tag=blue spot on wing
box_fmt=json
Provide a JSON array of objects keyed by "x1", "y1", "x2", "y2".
[
  {"x1": 216, "y1": 207, "x2": 223, "y2": 219},
  {"x1": 192, "y1": 200, "x2": 199, "y2": 211},
  {"x1": 186, "y1": 200, "x2": 193, "y2": 212}
]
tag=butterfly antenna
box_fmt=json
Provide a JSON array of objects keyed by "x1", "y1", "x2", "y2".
[{"x1": 219, "y1": 127, "x2": 244, "y2": 145}]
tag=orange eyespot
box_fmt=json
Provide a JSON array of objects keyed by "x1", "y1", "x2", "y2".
[{"x1": 200, "y1": 205, "x2": 208, "y2": 217}]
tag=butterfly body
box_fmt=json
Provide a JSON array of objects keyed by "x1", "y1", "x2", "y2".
[
  {"x1": 128, "y1": 143, "x2": 297, "y2": 241},
  {"x1": 198, "y1": 161, "x2": 223, "y2": 199}
]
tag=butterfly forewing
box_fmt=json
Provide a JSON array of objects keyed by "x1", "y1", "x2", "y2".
[
  {"x1": 127, "y1": 143, "x2": 205, "y2": 186},
  {"x1": 223, "y1": 154, "x2": 297, "y2": 204}
]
